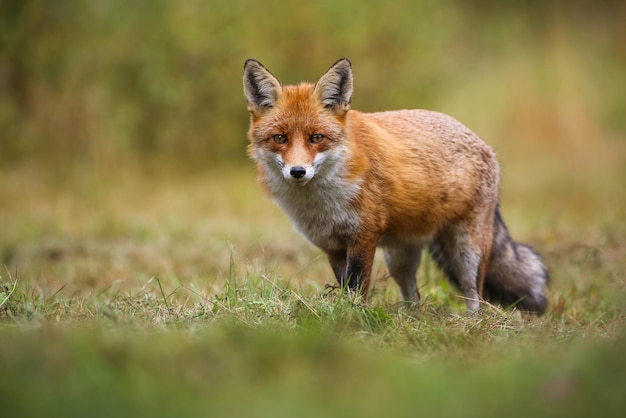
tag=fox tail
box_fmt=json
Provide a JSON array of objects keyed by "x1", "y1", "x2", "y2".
[{"x1": 483, "y1": 206, "x2": 549, "y2": 314}]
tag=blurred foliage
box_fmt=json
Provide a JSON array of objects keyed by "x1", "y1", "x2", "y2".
[{"x1": 0, "y1": 0, "x2": 625, "y2": 170}]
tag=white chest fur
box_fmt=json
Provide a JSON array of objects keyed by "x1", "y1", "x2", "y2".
[
  {"x1": 276, "y1": 176, "x2": 361, "y2": 251},
  {"x1": 259, "y1": 147, "x2": 362, "y2": 251}
]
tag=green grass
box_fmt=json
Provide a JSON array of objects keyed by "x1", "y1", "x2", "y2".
[
  {"x1": 1, "y1": 273, "x2": 625, "y2": 418},
  {"x1": 1, "y1": 163, "x2": 625, "y2": 417}
]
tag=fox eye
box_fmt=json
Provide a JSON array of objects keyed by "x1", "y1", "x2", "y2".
[
  {"x1": 272, "y1": 134, "x2": 287, "y2": 144},
  {"x1": 310, "y1": 134, "x2": 325, "y2": 144}
]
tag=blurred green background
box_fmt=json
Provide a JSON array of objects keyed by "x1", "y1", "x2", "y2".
[
  {"x1": 1, "y1": 0, "x2": 625, "y2": 173},
  {"x1": 2, "y1": 3, "x2": 626, "y2": 417}
]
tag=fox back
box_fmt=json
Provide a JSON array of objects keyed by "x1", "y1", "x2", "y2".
[{"x1": 243, "y1": 58, "x2": 548, "y2": 314}]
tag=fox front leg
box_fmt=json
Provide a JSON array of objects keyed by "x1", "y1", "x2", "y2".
[
  {"x1": 326, "y1": 237, "x2": 378, "y2": 298},
  {"x1": 326, "y1": 249, "x2": 347, "y2": 286}
]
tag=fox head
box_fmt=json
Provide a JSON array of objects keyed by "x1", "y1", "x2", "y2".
[{"x1": 243, "y1": 58, "x2": 353, "y2": 187}]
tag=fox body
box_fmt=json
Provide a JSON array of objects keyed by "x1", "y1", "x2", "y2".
[{"x1": 243, "y1": 58, "x2": 548, "y2": 314}]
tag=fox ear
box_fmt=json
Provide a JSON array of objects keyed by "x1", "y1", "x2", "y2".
[
  {"x1": 314, "y1": 58, "x2": 353, "y2": 115},
  {"x1": 243, "y1": 59, "x2": 282, "y2": 114}
]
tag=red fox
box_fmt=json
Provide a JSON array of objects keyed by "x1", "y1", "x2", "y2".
[{"x1": 243, "y1": 58, "x2": 548, "y2": 314}]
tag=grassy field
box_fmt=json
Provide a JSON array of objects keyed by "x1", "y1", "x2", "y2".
[
  {"x1": 1, "y1": 159, "x2": 625, "y2": 417},
  {"x1": 2, "y1": 1, "x2": 626, "y2": 417}
]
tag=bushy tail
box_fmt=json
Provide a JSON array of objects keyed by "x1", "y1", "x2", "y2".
[{"x1": 483, "y1": 206, "x2": 549, "y2": 314}]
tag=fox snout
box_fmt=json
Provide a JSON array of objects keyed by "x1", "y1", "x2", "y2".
[
  {"x1": 281, "y1": 162, "x2": 314, "y2": 185},
  {"x1": 290, "y1": 166, "x2": 307, "y2": 179}
]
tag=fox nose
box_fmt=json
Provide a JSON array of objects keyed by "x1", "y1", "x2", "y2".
[{"x1": 290, "y1": 166, "x2": 306, "y2": 179}]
